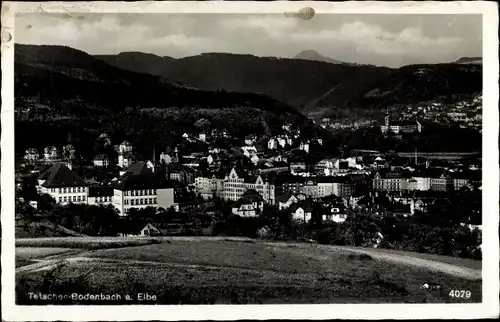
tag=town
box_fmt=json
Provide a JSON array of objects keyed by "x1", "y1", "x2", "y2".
[{"x1": 15, "y1": 113, "x2": 482, "y2": 256}]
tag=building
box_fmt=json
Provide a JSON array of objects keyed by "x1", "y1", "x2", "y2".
[
  {"x1": 278, "y1": 194, "x2": 299, "y2": 210},
  {"x1": 93, "y1": 154, "x2": 111, "y2": 168},
  {"x1": 430, "y1": 174, "x2": 454, "y2": 192},
  {"x1": 241, "y1": 146, "x2": 258, "y2": 158},
  {"x1": 372, "y1": 171, "x2": 414, "y2": 192},
  {"x1": 87, "y1": 186, "x2": 114, "y2": 205},
  {"x1": 37, "y1": 163, "x2": 89, "y2": 205},
  {"x1": 24, "y1": 148, "x2": 40, "y2": 164},
  {"x1": 323, "y1": 203, "x2": 347, "y2": 223},
  {"x1": 245, "y1": 135, "x2": 257, "y2": 145},
  {"x1": 43, "y1": 146, "x2": 60, "y2": 162},
  {"x1": 110, "y1": 161, "x2": 175, "y2": 216},
  {"x1": 315, "y1": 176, "x2": 355, "y2": 199},
  {"x1": 62, "y1": 144, "x2": 76, "y2": 161},
  {"x1": 380, "y1": 115, "x2": 422, "y2": 134},
  {"x1": 159, "y1": 152, "x2": 174, "y2": 165},
  {"x1": 168, "y1": 163, "x2": 196, "y2": 185},
  {"x1": 223, "y1": 168, "x2": 275, "y2": 205},
  {"x1": 195, "y1": 173, "x2": 225, "y2": 199},
  {"x1": 299, "y1": 141, "x2": 310, "y2": 154},
  {"x1": 268, "y1": 138, "x2": 278, "y2": 150},
  {"x1": 117, "y1": 141, "x2": 134, "y2": 168},
  {"x1": 118, "y1": 222, "x2": 162, "y2": 237},
  {"x1": 290, "y1": 200, "x2": 314, "y2": 223},
  {"x1": 231, "y1": 189, "x2": 265, "y2": 217},
  {"x1": 232, "y1": 198, "x2": 259, "y2": 217}
]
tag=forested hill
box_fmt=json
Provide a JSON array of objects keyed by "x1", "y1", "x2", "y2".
[
  {"x1": 14, "y1": 44, "x2": 309, "y2": 158},
  {"x1": 96, "y1": 52, "x2": 482, "y2": 118}
]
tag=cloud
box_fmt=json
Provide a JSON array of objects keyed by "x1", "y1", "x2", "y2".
[{"x1": 15, "y1": 13, "x2": 478, "y2": 67}]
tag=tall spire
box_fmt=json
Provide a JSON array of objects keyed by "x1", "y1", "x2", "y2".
[{"x1": 153, "y1": 143, "x2": 156, "y2": 166}]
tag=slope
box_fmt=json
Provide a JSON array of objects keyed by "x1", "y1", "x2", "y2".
[
  {"x1": 96, "y1": 52, "x2": 482, "y2": 118},
  {"x1": 15, "y1": 44, "x2": 308, "y2": 158}
]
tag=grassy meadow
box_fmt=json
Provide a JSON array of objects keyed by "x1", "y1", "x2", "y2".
[{"x1": 15, "y1": 238, "x2": 482, "y2": 304}]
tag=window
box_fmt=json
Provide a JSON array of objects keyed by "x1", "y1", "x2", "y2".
[
  {"x1": 82, "y1": 196, "x2": 86, "y2": 202},
  {"x1": 73, "y1": 196, "x2": 77, "y2": 202},
  {"x1": 153, "y1": 198, "x2": 157, "y2": 204},
  {"x1": 131, "y1": 200, "x2": 135, "y2": 206},
  {"x1": 77, "y1": 196, "x2": 81, "y2": 202},
  {"x1": 63, "y1": 196, "x2": 67, "y2": 202},
  {"x1": 140, "y1": 199, "x2": 144, "y2": 205},
  {"x1": 58, "y1": 188, "x2": 62, "y2": 193},
  {"x1": 59, "y1": 197, "x2": 62, "y2": 202}
]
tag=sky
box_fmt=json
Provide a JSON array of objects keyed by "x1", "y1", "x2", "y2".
[{"x1": 15, "y1": 13, "x2": 482, "y2": 67}]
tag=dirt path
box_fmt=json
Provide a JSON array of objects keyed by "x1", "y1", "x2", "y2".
[
  {"x1": 332, "y1": 246, "x2": 480, "y2": 280},
  {"x1": 16, "y1": 241, "x2": 482, "y2": 281}
]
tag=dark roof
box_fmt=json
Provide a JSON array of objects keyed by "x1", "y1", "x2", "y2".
[
  {"x1": 291, "y1": 199, "x2": 314, "y2": 212},
  {"x1": 242, "y1": 189, "x2": 264, "y2": 202},
  {"x1": 111, "y1": 162, "x2": 172, "y2": 190},
  {"x1": 126, "y1": 161, "x2": 153, "y2": 176},
  {"x1": 39, "y1": 163, "x2": 87, "y2": 188},
  {"x1": 88, "y1": 186, "x2": 114, "y2": 197},
  {"x1": 235, "y1": 198, "x2": 253, "y2": 208}
]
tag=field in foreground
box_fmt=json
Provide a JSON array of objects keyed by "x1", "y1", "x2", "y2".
[{"x1": 15, "y1": 238, "x2": 482, "y2": 304}]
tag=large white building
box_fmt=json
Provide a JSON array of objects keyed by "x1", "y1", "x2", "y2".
[
  {"x1": 111, "y1": 162, "x2": 175, "y2": 216},
  {"x1": 87, "y1": 187, "x2": 114, "y2": 206},
  {"x1": 37, "y1": 163, "x2": 89, "y2": 205},
  {"x1": 381, "y1": 115, "x2": 422, "y2": 134},
  {"x1": 195, "y1": 174, "x2": 225, "y2": 199},
  {"x1": 223, "y1": 168, "x2": 275, "y2": 205}
]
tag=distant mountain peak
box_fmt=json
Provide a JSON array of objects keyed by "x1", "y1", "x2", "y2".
[
  {"x1": 294, "y1": 50, "x2": 344, "y2": 65},
  {"x1": 453, "y1": 57, "x2": 482, "y2": 65}
]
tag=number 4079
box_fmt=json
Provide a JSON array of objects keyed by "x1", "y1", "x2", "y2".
[{"x1": 449, "y1": 290, "x2": 472, "y2": 299}]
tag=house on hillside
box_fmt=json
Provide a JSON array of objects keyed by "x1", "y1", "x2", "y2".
[
  {"x1": 278, "y1": 193, "x2": 299, "y2": 210},
  {"x1": 290, "y1": 200, "x2": 314, "y2": 223},
  {"x1": 323, "y1": 203, "x2": 347, "y2": 223},
  {"x1": 37, "y1": 163, "x2": 88, "y2": 205},
  {"x1": 232, "y1": 198, "x2": 259, "y2": 217},
  {"x1": 118, "y1": 222, "x2": 162, "y2": 237},
  {"x1": 241, "y1": 146, "x2": 258, "y2": 158}
]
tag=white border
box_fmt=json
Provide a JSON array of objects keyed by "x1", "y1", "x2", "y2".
[{"x1": 1, "y1": 1, "x2": 499, "y2": 320}]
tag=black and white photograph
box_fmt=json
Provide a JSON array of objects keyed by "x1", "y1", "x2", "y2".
[{"x1": 1, "y1": 1, "x2": 499, "y2": 320}]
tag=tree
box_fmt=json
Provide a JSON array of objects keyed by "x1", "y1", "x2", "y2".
[
  {"x1": 194, "y1": 118, "x2": 211, "y2": 131},
  {"x1": 342, "y1": 209, "x2": 381, "y2": 247}
]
